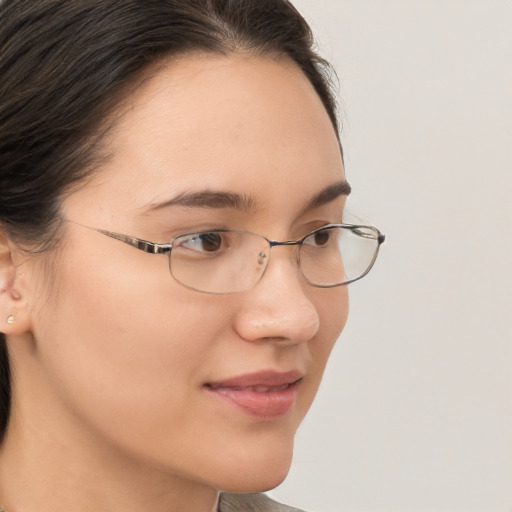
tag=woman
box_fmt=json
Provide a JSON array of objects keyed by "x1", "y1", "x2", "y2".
[{"x1": 0, "y1": 1, "x2": 384, "y2": 511}]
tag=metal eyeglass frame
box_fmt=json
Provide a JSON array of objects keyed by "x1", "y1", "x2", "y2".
[{"x1": 71, "y1": 222, "x2": 385, "y2": 292}]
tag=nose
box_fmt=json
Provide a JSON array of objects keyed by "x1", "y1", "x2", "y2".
[{"x1": 232, "y1": 247, "x2": 320, "y2": 345}]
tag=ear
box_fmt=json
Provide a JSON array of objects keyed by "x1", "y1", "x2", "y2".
[{"x1": 0, "y1": 230, "x2": 32, "y2": 336}]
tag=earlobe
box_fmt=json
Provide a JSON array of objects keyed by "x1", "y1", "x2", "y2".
[{"x1": 0, "y1": 232, "x2": 32, "y2": 336}]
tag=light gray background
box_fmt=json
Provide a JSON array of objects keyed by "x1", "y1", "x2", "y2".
[{"x1": 269, "y1": 1, "x2": 512, "y2": 511}]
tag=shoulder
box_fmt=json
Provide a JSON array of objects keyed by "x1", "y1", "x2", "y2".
[{"x1": 219, "y1": 492, "x2": 307, "y2": 512}]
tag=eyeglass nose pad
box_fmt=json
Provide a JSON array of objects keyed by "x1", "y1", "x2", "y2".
[
  {"x1": 254, "y1": 241, "x2": 299, "y2": 279},
  {"x1": 254, "y1": 244, "x2": 272, "y2": 283}
]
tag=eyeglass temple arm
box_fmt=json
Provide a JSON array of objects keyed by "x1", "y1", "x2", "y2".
[
  {"x1": 95, "y1": 229, "x2": 172, "y2": 254},
  {"x1": 349, "y1": 226, "x2": 386, "y2": 245}
]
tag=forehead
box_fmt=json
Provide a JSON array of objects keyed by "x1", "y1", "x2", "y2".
[{"x1": 64, "y1": 54, "x2": 344, "y2": 220}]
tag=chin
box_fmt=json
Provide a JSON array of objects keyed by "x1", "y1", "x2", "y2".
[
  {"x1": 213, "y1": 443, "x2": 294, "y2": 494},
  {"x1": 219, "y1": 467, "x2": 291, "y2": 494}
]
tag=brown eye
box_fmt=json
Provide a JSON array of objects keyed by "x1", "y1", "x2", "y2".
[
  {"x1": 199, "y1": 232, "x2": 222, "y2": 252},
  {"x1": 176, "y1": 232, "x2": 225, "y2": 255},
  {"x1": 312, "y1": 230, "x2": 330, "y2": 247}
]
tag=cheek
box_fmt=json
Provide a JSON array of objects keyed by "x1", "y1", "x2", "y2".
[
  {"x1": 316, "y1": 285, "x2": 349, "y2": 359},
  {"x1": 31, "y1": 244, "x2": 230, "y2": 435},
  {"x1": 296, "y1": 286, "x2": 348, "y2": 414}
]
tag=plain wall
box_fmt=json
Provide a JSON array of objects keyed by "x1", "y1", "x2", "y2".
[{"x1": 269, "y1": 1, "x2": 512, "y2": 511}]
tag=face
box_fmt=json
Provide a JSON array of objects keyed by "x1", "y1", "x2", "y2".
[{"x1": 22, "y1": 55, "x2": 348, "y2": 492}]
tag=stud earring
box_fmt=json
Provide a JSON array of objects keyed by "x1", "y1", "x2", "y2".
[{"x1": 7, "y1": 315, "x2": 14, "y2": 325}]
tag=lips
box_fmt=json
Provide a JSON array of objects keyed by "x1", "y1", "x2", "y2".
[{"x1": 205, "y1": 370, "x2": 303, "y2": 419}]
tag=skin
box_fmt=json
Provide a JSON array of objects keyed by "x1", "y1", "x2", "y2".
[{"x1": 0, "y1": 54, "x2": 348, "y2": 512}]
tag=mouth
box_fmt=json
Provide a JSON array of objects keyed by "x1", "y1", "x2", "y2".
[
  {"x1": 208, "y1": 383, "x2": 293, "y2": 393},
  {"x1": 204, "y1": 370, "x2": 303, "y2": 420}
]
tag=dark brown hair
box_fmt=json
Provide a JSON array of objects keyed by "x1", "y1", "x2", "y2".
[{"x1": 0, "y1": 0, "x2": 340, "y2": 436}]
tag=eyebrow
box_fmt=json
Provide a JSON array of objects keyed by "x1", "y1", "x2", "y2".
[
  {"x1": 145, "y1": 180, "x2": 351, "y2": 213},
  {"x1": 146, "y1": 190, "x2": 256, "y2": 211},
  {"x1": 304, "y1": 180, "x2": 351, "y2": 210}
]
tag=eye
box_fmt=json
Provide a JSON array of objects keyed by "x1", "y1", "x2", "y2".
[
  {"x1": 304, "y1": 228, "x2": 332, "y2": 247},
  {"x1": 197, "y1": 232, "x2": 223, "y2": 252},
  {"x1": 176, "y1": 232, "x2": 225, "y2": 254},
  {"x1": 313, "y1": 230, "x2": 330, "y2": 246}
]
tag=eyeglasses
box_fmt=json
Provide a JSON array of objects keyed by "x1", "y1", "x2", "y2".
[{"x1": 74, "y1": 223, "x2": 385, "y2": 294}]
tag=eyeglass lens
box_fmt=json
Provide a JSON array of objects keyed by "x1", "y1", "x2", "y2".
[{"x1": 169, "y1": 226, "x2": 380, "y2": 294}]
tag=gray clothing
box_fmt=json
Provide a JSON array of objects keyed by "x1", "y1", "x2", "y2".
[
  {"x1": 220, "y1": 493, "x2": 306, "y2": 511},
  {"x1": 0, "y1": 493, "x2": 305, "y2": 512}
]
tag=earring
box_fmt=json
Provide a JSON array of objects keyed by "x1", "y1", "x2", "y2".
[{"x1": 6, "y1": 315, "x2": 14, "y2": 325}]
